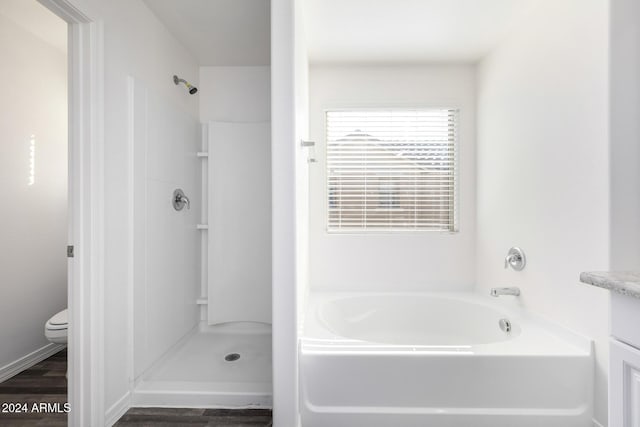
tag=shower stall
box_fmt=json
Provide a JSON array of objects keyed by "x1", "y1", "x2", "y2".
[{"x1": 126, "y1": 2, "x2": 273, "y2": 409}]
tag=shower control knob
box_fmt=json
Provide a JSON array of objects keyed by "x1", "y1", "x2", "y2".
[
  {"x1": 504, "y1": 247, "x2": 526, "y2": 271},
  {"x1": 173, "y1": 189, "x2": 190, "y2": 211}
]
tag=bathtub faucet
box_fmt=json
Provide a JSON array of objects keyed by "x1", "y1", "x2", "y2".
[{"x1": 490, "y1": 287, "x2": 521, "y2": 297}]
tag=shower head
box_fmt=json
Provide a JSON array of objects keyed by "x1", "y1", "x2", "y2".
[{"x1": 173, "y1": 75, "x2": 198, "y2": 95}]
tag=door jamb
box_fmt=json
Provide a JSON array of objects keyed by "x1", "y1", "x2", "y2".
[{"x1": 37, "y1": 1, "x2": 104, "y2": 425}]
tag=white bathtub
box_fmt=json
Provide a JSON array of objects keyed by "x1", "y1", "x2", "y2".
[{"x1": 300, "y1": 292, "x2": 593, "y2": 427}]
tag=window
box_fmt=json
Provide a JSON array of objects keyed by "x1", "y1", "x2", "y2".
[{"x1": 326, "y1": 109, "x2": 458, "y2": 232}]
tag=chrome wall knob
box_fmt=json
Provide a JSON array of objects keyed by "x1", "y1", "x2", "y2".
[
  {"x1": 504, "y1": 247, "x2": 526, "y2": 271},
  {"x1": 173, "y1": 189, "x2": 190, "y2": 211}
]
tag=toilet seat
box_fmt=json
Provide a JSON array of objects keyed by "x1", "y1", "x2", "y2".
[
  {"x1": 45, "y1": 309, "x2": 68, "y2": 344},
  {"x1": 46, "y1": 309, "x2": 68, "y2": 329}
]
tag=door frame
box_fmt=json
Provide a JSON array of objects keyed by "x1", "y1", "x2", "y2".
[{"x1": 37, "y1": 1, "x2": 104, "y2": 425}]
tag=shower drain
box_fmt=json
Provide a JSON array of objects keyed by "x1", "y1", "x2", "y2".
[{"x1": 224, "y1": 353, "x2": 241, "y2": 362}]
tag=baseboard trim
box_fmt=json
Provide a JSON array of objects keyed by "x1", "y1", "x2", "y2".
[
  {"x1": 105, "y1": 390, "x2": 131, "y2": 427},
  {"x1": 0, "y1": 343, "x2": 65, "y2": 383},
  {"x1": 593, "y1": 418, "x2": 606, "y2": 427}
]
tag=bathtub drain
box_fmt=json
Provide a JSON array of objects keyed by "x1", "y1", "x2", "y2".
[
  {"x1": 225, "y1": 353, "x2": 241, "y2": 362},
  {"x1": 499, "y1": 318, "x2": 512, "y2": 333}
]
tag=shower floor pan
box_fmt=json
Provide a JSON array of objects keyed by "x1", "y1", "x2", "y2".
[{"x1": 133, "y1": 322, "x2": 272, "y2": 408}]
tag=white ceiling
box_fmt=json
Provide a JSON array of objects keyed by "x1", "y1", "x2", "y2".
[
  {"x1": 303, "y1": 0, "x2": 539, "y2": 64},
  {"x1": 0, "y1": 0, "x2": 67, "y2": 53},
  {"x1": 143, "y1": 0, "x2": 270, "y2": 66}
]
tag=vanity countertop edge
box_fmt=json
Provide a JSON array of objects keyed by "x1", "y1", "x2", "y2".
[{"x1": 580, "y1": 271, "x2": 640, "y2": 299}]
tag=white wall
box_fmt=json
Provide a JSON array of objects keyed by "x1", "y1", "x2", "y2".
[
  {"x1": 131, "y1": 79, "x2": 201, "y2": 378},
  {"x1": 272, "y1": 0, "x2": 299, "y2": 424},
  {"x1": 61, "y1": 0, "x2": 200, "y2": 418},
  {"x1": 294, "y1": 0, "x2": 310, "y2": 338},
  {"x1": 0, "y1": 9, "x2": 67, "y2": 373},
  {"x1": 475, "y1": 1, "x2": 610, "y2": 424},
  {"x1": 198, "y1": 66, "x2": 272, "y2": 325},
  {"x1": 207, "y1": 121, "x2": 271, "y2": 324},
  {"x1": 610, "y1": 0, "x2": 640, "y2": 271},
  {"x1": 200, "y1": 66, "x2": 270, "y2": 123},
  {"x1": 308, "y1": 65, "x2": 476, "y2": 291}
]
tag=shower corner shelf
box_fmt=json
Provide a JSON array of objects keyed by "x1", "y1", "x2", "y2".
[
  {"x1": 196, "y1": 224, "x2": 208, "y2": 230},
  {"x1": 196, "y1": 152, "x2": 209, "y2": 158},
  {"x1": 196, "y1": 298, "x2": 207, "y2": 305}
]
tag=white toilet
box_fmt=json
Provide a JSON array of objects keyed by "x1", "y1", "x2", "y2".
[{"x1": 45, "y1": 309, "x2": 68, "y2": 344}]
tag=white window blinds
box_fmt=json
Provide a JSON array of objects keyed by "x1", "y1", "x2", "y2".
[{"x1": 326, "y1": 109, "x2": 458, "y2": 232}]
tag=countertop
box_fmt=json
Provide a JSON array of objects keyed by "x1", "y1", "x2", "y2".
[{"x1": 580, "y1": 271, "x2": 640, "y2": 299}]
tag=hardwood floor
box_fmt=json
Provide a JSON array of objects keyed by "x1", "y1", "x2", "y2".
[
  {"x1": 0, "y1": 349, "x2": 67, "y2": 427},
  {"x1": 115, "y1": 408, "x2": 273, "y2": 426},
  {"x1": 0, "y1": 350, "x2": 272, "y2": 426}
]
